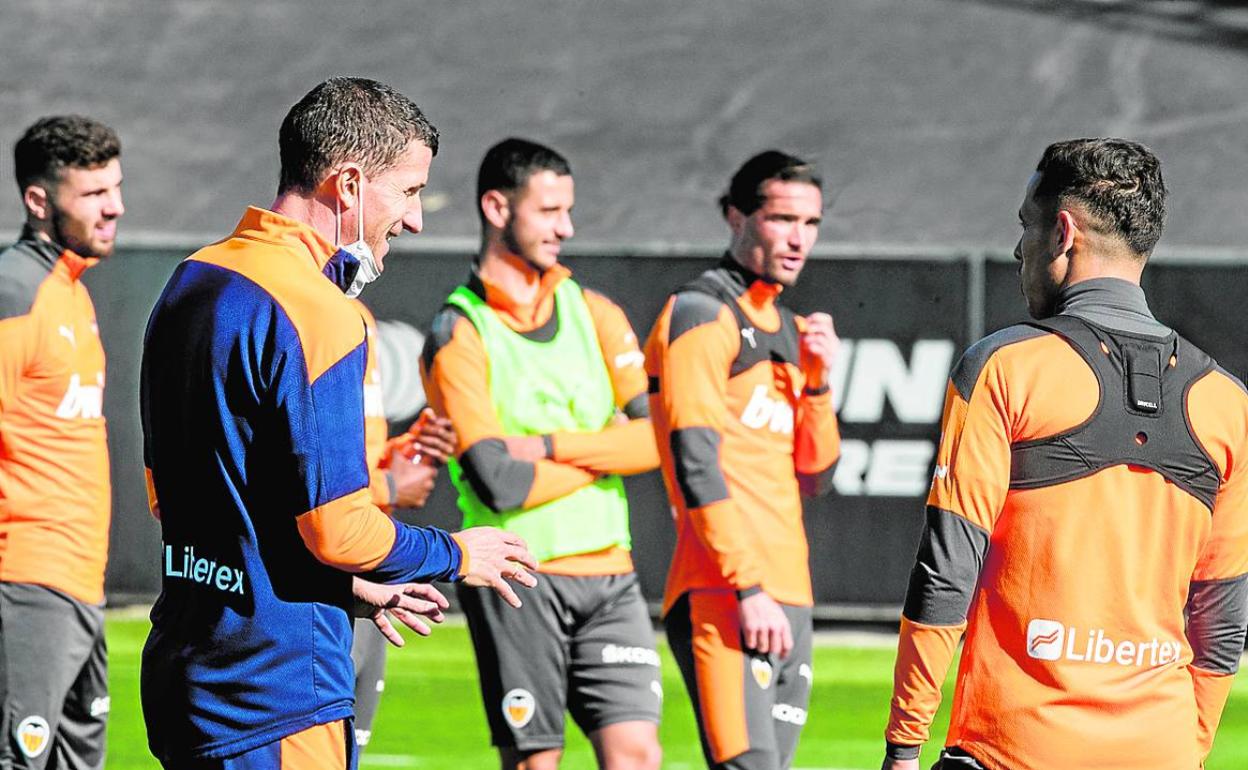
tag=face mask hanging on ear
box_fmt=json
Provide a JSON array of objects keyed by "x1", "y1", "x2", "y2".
[{"x1": 334, "y1": 176, "x2": 382, "y2": 298}]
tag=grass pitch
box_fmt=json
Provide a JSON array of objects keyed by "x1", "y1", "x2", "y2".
[{"x1": 105, "y1": 614, "x2": 1248, "y2": 769}]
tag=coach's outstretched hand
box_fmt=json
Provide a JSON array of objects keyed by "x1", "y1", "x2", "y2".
[
  {"x1": 353, "y1": 577, "x2": 450, "y2": 647},
  {"x1": 455, "y1": 527, "x2": 539, "y2": 608}
]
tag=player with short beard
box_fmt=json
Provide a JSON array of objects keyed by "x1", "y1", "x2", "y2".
[
  {"x1": 0, "y1": 115, "x2": 124, "y2": 769},
  {"x1": 645, "y1": 150, "x2": 842, "y2": 770},
  {"x1": 421, "y1": 137, "x2": 663, "y2": 770}
]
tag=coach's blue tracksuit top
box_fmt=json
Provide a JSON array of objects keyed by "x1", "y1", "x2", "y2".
[{"x1": 139, "y1": 207, "x2": 463, "y2": 761}]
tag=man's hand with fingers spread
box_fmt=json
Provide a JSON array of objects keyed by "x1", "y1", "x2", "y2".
[
  {"x1": 352, "y1": 577, "x2": 449, "y2": 647},
  {"x1": 452, "y1": 527, "x2": 539, "y2": 607}
]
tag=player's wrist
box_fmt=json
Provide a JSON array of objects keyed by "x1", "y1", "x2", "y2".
[
  {"x1": 885, "y1": 741, "x2": 921, "y2": 760},
  {"x1": 735, "y1": 585, "x2": 764, "y2": 601},
  {"x1": 450, "y1": 532, "x2": 470, "y2": 580},
  {"x1": 541, "y1": 434, "x2": 555, "y2": 460}
]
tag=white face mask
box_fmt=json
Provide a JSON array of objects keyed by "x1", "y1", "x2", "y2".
[{"x1": 335, "y1": 177, "x2": 381, "y2": 298}]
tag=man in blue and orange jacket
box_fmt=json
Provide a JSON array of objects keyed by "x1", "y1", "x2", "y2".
[{"x1": 139, "y1": 77, "x2": 537, "y2": 770}]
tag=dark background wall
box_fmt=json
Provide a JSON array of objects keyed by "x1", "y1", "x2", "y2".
[{"x1": 90, "y1": 245, "x2": 1248, "y2": 613}]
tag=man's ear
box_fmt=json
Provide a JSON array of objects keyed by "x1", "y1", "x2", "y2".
[
  {"x1": 22, "y1": 184, "x2": 51, "y2": 221},
  {"x1": 328, "y1": 163, "x2": 364, "y2": 211},
  {"x1": 1054, "y1": 209, "x2": 1078, "y2": 256},
  {"x1": 726, "y1": 204, "x2": 747, "y2": 237},
  {"x1": 481, "y1": 189, "x2": 511, "y2": 231}
]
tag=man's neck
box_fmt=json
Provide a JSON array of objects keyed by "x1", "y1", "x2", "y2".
[
  {"x1": 477, "y1": 245, "x2": 543, "y2": 307},
  {"x1": 24, "y1": 220, "x2": 56, "y2": 245},
  {"x1": 270, "y1": 192, "x2": 336, "y2": 245}
]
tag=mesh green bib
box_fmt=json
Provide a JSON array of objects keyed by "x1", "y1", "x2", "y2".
[{"x1": 445, "y1": 279, "x2": 631, "y2": 561}]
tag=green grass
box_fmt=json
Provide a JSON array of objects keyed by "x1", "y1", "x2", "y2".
[{"x1": 106, "y1": 614, "x2": 1248, "y2": 769}]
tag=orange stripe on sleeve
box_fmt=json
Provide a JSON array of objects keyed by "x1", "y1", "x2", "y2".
[
  {"x1": 145, "y1": 466, "x2": 161, "y2": 520},
  {"x1": 423, "y1": 315, "x2": 498, "y2": 454},
  {"x1": 1188, "y1": 371, "x2": 1248, "y2": 582},
  {"x1": 550, "y1": 417, "x2": 659, "y2": 476},
  {"x1": 521, "y1": 460, "x2": 598, "y2": 509},
  {"x1": 886, "y1": 616, "x2": 965, "y2": 749},
  {"x1": 688, "y1": 500, "x2": 766, "y2": 590},
  {"x1": 794, "y1": 388, "x2": 840, "y2": 474},
  {"x1": 295, "y1": 488, "x2": 397, "y2": 572},
  {"x1": 584, "y1": 289, "x2": 649, "y2": 409},
  {"x1": 1191, "y1": 665, "x2": 1236, "y2": 760}
]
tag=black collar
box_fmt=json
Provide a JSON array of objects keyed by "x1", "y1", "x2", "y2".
[{"x1": 1054, "y1": 277, "x2": 1169, "y2": 338}]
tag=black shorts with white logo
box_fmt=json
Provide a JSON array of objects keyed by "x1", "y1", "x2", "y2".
[
  {"x1": 458, "y1": 572, "x2": 662, "y2": 751},
  {"x1": 665, "y1": 591, "x2": 814, "y2": 770},
  {"x1": 0, "y1": 582, "x2": 108, "y2": 770}
]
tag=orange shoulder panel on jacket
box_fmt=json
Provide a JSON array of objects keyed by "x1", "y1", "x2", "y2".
[{"x1": 188, "y1": 209, "x2": 364, "y2": 383}]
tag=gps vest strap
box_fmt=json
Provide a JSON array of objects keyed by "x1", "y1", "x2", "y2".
[{"x1": 1009, "y1": 314, "x2": 1220, "y2": 512}]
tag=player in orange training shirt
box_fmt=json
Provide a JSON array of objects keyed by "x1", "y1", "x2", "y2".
[
  {"x1": 883, "y1": 138, "x2": 1248, "y2": 770},
  {"x1": 646, "y1": 151, "x2": 841, "y2": 770}
]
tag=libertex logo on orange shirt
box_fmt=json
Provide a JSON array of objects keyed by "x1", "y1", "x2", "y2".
[{"x1": 1026, "y1": 618, "x2": 1182, "y2": 667}]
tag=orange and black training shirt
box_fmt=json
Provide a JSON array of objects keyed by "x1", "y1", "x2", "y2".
[{"x1": 645, "y1": 256, "x2": 840, "y2": 612}]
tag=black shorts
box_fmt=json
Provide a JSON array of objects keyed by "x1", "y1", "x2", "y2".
[
  {"x1": 665, "y1": 591, "x2": 813, "y2": 770},
  {"x1": 0, "y1": 582, "x2": 108, "y2": 770},
  {"x1": 458, "y1": 572, "x2": 662, "y2": 751}
]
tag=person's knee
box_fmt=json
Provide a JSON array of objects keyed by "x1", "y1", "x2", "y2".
[
  {"x1": 622, "y1": 739, "x2": 662, "y2": 770},
  {"x1": 595, "y1": 723, "x2": 661, "y2": 770},
  {"x1": 501, "y1": 746, "x2": 563, "y2": 770}
]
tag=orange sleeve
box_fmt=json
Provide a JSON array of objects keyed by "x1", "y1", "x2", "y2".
[
  {"x1": 791, "y1": 312, "x2": 840, "y2": 492},
  {"x1": 886, "y1": 617, "x2": 965, "y2": 751},
  {"x1": 660, "y1": 297, "x2": 765, "y2": 590},
  {"x1": 888, "y1": 350, "x2": 1012, "y2": 755},
  {"x1": 794, "y1": 387, "x2": 840, "y2": 486},
  {"x1": 583, "y1": 289, "x2": 648, "y2": 409},
  {"x1": 0, "y1": 314, "x2": 37, "y2": 417},
  {"x1": 422, "y1": 311, "x2": 595, "y2": 512},
  {"x1": 1192, "y1": 666, "x2": 1236, "y2": 761},
  {"x1": 294, "y1": 488, "x2": 398, "y2": 572},
  {"x1": 1185, "y1": 372, "x2": 1248, "y2": 761},
  {"x1": 547, "y1": 290, "x2": 659, "y2": 476}
]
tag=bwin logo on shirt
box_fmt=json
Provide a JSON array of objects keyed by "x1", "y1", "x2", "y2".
[
  {"x1": 739, "y1": 384, "x2": 794, "y2": 434},
  {"x1": 55, "y1": 373, "x2": 104, "y2": 420}
]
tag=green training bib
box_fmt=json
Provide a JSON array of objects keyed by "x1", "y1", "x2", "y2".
[{"x1": 446, "y1": 278, "x2": 631, "y2": 561}]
